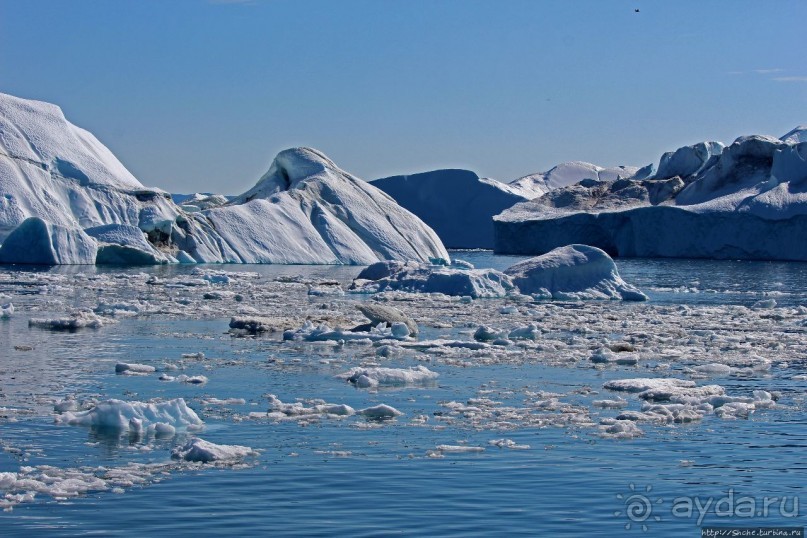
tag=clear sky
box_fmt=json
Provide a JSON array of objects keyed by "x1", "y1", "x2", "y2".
[{"x1": 1, "y1": 0, "x2": 805, "y2": 194}]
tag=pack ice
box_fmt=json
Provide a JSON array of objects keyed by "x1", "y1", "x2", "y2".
[
  {"x1": 0, "y1": 92, "x2": 448, "y2": 265},
  {"x1": 495, "y1": 127, "x2": 807, "y2": 260}
]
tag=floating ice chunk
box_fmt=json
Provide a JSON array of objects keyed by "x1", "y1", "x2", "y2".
[
  {"x1": 435, "y1": 444, "x2": 485, "y2": 453},
  {"x1": 0, "y1": 303, "x2": 13, "y2": 319},
  {"x1": 53, "y1": 398, "x2": 78, "y2": 413},
  {"x1": 94, "y1": 302, "x2": 140, "y2": 317},
  {"x1": 714, "y1": 402, "x2": 756, "y2": 419},
  {"x1": 598, "y1": 419, "x2": 644, "y2": 439},
  {"x1": 488, "y1": 439, "x2": 530, "y2": 450},
  {"x1": 284, "y1": 320, "x2": 409, "y2": 342},
  {"x1": 308, "y1": 285, "x2": 344, "y2": 296},
  {"x1": 504, "y1": 245, "x2": 648, "y2": 301},
  {"x1": 176, "y1": 375, "x2": 208, "y2": 385},
  {"x1": 351, "y1": 260, "x2": 515, "y2": 298},
  {"x1": 356, "y1": 404, "x2": 402, "y2": 420},
  {"x1": 115, "y1": 363, "x2": 155, "y2": 375},
  {"x1": 689, "y1": 363, "x2": 733, "y2": 376},
  {"x1": 229, "y1": 316, "x2": 295, "y2": 334},
  {"x1": 752, "y1": 299, "x2": 777, "y2": 309},
  {"x1": 592, "y1": 398, "x2": 629, "y2": 409},
  {"x1": 56, "y1": 398, "x2": 203, "y2": 432},
  {"x1": 638, "y1": 384, "x2": 725, "y2": 404},
  {"x1": 171, "y1": 438, "x2": 257, "y2": 463},
  {"x1": 202, "y1": 398, "x2": 246, "y2": 406},
  {"x1": 507, "y1": 324, "x2": 541, "y2": 340},
  {"x1": 356, "y1": 303, "x2": 418, "y2": 335},
  {"x1": 474, "y1": 326, "x2": 507, "y2": 342},
  {"x1": 603, "y1": 378, "x2": 696, "y2": 393},
  {"x1": 264, "y1": 395, "x2": 355, "y2": 420},
  {"x1": 589, "y1": 347, "x2": 639, "y2": 366},
  {"x1": 390, "y1": 322, "x2": 411, "y2": 338},
  {"x1": 337, "y1": 366, "x2": 439, "y2": 388},
  {"x1": 28, "y1": 310, "x2": 110, "y2": 330}
]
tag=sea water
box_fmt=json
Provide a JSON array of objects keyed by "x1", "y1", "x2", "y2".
[{"x1": 0, "y1": 253, "x2": 805, "y2": 536}]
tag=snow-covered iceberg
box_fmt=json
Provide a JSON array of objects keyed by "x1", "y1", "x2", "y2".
[
  {"x1": 0, "y1": 92, "x2": 181, "y2": 263},
  {"x1": 372, "y1": 169, "x2": 529, "y2": 248},
  {"x1": 194, "y1": 147, "x2": 449, "y2": 264},
  {"x1": 503, "y1": 244, "x2": 647, "y2": 301},
  {"x1": 0, "y1": 92, "x2": 449, "y2": 265},
  {"x1": 494, "y1": 128, "x2": 807, "y2": 261}
]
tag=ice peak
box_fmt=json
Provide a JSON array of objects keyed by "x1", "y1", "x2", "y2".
[
  {"x1": 233, "y1": 147, "x2": 343, "y2": 202},
  {"x1": 781, "y1": 125, "x2": 807, "y2": 145}
]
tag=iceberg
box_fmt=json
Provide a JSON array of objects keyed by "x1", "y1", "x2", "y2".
[
  {"x1": 350, "y1": 260, "x2": 516, "y2": 298},
  {"x1": 494, "y1": 128, "x2": 807, "y2": 261},
  {"x1": 0, "y1": 92, "x2": 449, "y2": 265},
  {"x1": 503, "y1": 245, "x2": 647, "y2": 301},
  {"x1": 372, "y1": 169, "x2": 529, "y2": 248},
  {"x1": 195, "y1": 148, "x2": 449, "y2": 264},
  {"x1": 56, "y1": 398, "x2": 203, "y2": 432},
  {"x1": 0, "y1": 93, "x2": 181, "y2": 260}
]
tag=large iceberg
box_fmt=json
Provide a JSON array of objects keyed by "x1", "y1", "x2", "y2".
[
  {"x1": 0, "y1": 92, "x2": 448, "y2": 265},
  {"x1": 0, "y1": 93, "x2": 181, "y2": 257},
  {"x1": 372, "y1": 169, "x2": 529, "y2": 248},
  {"x1": 193, "y1": 148, "x2": 449, "y2": 264},
  {"x1": 494, "y1": 128, "x2": 807, "y2": 261}
]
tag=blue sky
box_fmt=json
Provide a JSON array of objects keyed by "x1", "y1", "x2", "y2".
[{"x1": 1, "y1": 0, "x2": 805, "y2": 194}]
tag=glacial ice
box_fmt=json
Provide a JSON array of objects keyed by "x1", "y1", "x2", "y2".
[
  {"x1": 495, "y1": 128, "x2": 807, "y2": 261},
  {"x1": 509, "y1": 161, "x2": 643, "y2": 199},
  {"x1": 503, "y1": 245, "x2": 648, "y2": 301},
  {"x1": 171, "y1": 438, "x2": 257, "y2": 463},
  {"x1": 196, "y1": 147, "x2": 449, "y2": 265},
  {"x1": 0, "y1": 93, "x2": 449, "y2": 265},
  {"x1": 372, "y1": 169, "x2": 530, "y2": 248},
  {"x1": 56, "y1": 398, "x2": 204, "y2": 432},
  {"x1": 0, "y1": 217, "x2": 97, "y2": 265}
]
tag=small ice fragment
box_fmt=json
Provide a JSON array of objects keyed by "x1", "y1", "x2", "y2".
[
  {"x1": 357, "y1": 404, "x2": 402, "y2": 420},
  {"x1": 115, "y1": 363, "x2": 156, "y2": 374}
]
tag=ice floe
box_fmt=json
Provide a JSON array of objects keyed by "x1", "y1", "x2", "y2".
[
  {"x1": 336, "y1": 366, "x2": 439, "y2": 388},
  {"x1": 171, "y1": 438, "x2": 257, "y2": 463},
  {"x1": 56, "y1": 398, "x2": 203, "y2": 432}
]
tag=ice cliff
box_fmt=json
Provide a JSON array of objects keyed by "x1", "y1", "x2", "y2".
[{"x1": 494, "y1": 128, "x2": 807, "y2": 261}]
